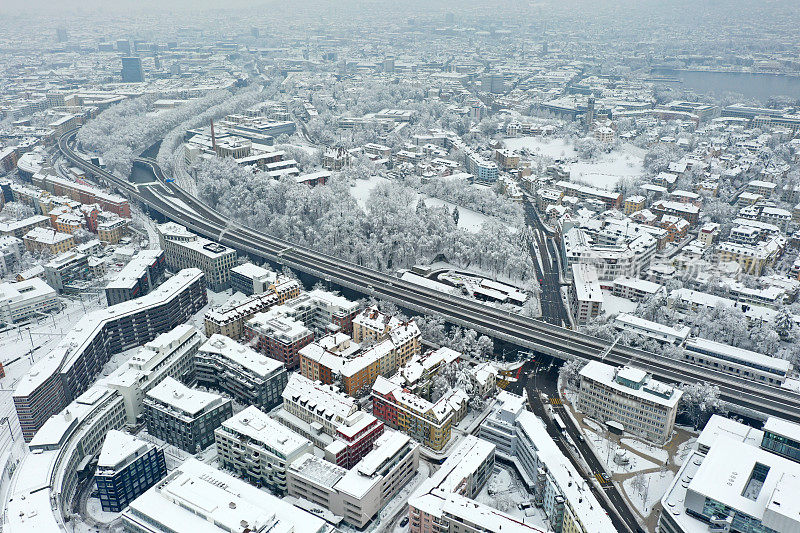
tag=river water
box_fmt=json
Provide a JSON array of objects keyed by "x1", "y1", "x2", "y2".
[{"x1": 652, "y1": 69, "x2": 800, "y2": 102}]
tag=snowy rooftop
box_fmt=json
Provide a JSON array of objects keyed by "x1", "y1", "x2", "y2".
[
  {"x1": 221, "y1": 405, "x2": 310, "y2": 456},
  {"x1": 231, "y1": 262, "x2": 275, "y2": 281},
  {"x1": 697, "y1": 415, "x2": 764, "y2": 452},
  {"x1": 105, "y1": 249, "x2": 163, "y2": 290},
  {"x1": 579, "y1": 360, "x2": 681, "y2": 408},
  {"x1": 0, "y1": 277, "x2": 55, "y2": 304},
  {"x1": 124, "y1": 458, "x2": 330, "y2": 533},
  {"x1": 441, "y1": 493, "x2": 546, "y2": 533},
  {"x1": 199, "y1": 334, "x2": 284, "y2": 378},
  {"x1": 283, "y1": 373, "x2": 357, "y2": 422},
  {"x1": 763, "y1": 416, "x2": 800, "y2": 445},
  {"x1": 97, "y1": 430, "x2": 153, "y2": 473},
  {"x1": 572, "y1": 263, "x2": 603, "y2": 303},
  {"x1": 290, "y1": 453, "x2": 347, "y2": 488},
  {"x1": 146, "y1": 376, "x2": 227, "y2": 417},
  {"x1": 688, "y1": 435, "x2": 800, "y2": 528},
  {"x1": 614, "y1": 313, "x2": 691, "y2": 339}
]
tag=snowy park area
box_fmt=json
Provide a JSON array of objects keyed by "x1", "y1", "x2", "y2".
[
  {"x1": 568, "y1": 404, "x2": 698, "y2": 524},
  {"x1": 503, "y1": 136, "x2": 577, "y2": 160},
  {"x1": 622, "y1": 469, "x2": 675, "y2": 517},
  {"x1": 348, "y1": 175, "x2": 513, "y2": 233},
  {"x1": 564, "y1": 144, "x2": 645, "y2": 191}
]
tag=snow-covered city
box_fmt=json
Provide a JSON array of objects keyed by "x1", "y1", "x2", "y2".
[{"x1": 1, "y1": 1, "x2": 800, "y2": 532}]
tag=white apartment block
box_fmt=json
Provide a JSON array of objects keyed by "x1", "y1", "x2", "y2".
[
  {"x1": 571, "y1": 263, "x2": 603, "y2": 325},
  {"x1": 0, "y1": 277, "x2": 59, "y2": 324},
  {"x1": 287, "y1": 430, "x2": 419, "y2": 528},
  {"x1": 122, "y1": 458, "x2": 334, "y2": 533},
  {"x1": 157, "y1": 222, "x2": 237, "y2": 291},
  {"x1": 479, "y1": 391, "x2": 616, "y2": 533},
  {"x1": 107, "y1": 324, "x2": 202, "y2": 425},
  {"x1": 577, "y1": 361, "x2": 682, "y2": 444},
  {"x1": 196, "y1": 334, "x2": 288, "y2": 410},
  {"x1": 215, "y1": 405, "x2": 313, "y2": 494}
]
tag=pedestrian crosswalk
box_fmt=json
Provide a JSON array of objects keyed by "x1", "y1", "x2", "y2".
[
  {"x1": 595, "y1": 472, "x2": 611, "y2": 485},
  {"x1": 549, "y1": 397, "x2": 562, "y2": 406}
]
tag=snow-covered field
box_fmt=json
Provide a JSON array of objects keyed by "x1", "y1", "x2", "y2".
[
  {"x1": 349, "y1": 176, "x2": 514, "y2": 233},
  {"x1": 503, "y1": 137, "x2": 576, "y2": 160},
  {"x1": 565, "y1": 144, "x2": 644, "y2": 191},
  {"x1": 622, "y1": 470, "x2": 675, "y2": 516}
]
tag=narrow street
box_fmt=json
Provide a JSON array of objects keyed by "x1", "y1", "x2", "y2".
[
  {"x1": 523, "y1": 200, "x2": 570, "y2": 327},
  {"x1": 510, "y1": 356, "x2": 644, "y2": 533}
]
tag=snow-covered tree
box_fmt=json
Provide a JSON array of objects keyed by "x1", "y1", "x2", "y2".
[
  {"x1": 559, "y1": 357, "x2": 587, "y2": 390},
  {"x1": 678, "y1": 381, "x2": 728, "y2": 430}
]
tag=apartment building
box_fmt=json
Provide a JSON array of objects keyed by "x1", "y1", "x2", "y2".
[
  {"x1": 577, "y1": 361, "x2": 682, "y2": 444},
  {"x1": 611, "y1": 276, "x2": 663, "y2": 301},
  {"x1": 43, "y1": 251, "x2": 89, "y2": 293},
  {"x1": 651, "y1": 199, "x2": 700, "y2": 225},
  {"x1": 554, "y1": 180, "x2": 622, "y2": 209},
  {"x1": 465, "y1": 150, "x2": 499, "y2": 182},
  {"x1": 287, "y1": 430, "x2": 419, "y2": 528},
  {"x1": 104, "y1": 250, "x2": 166, "y2": 306},
  {"x1": 106, "y1": 324, "x2": 202, "y2": 425},
  {"x1": 158, "y1": 222, "x2": 237, "y2": 290},
  {"x1": 196, "y1": 334, "x2": 288, "y2": 410},
  {"x1": 33, "y1": 172, "x2": 130, "y2": 218},
  {"x1": 121, "y1": 458, "x2": 333, "y2": 533},
  {"x1": 144, "y1": 377, "x2": 233, "y2": 453},
  {"x1": 204, "y1": 290, "x2": 280, "y2": 338},
  {"x1": 14, "y1": 269, "x2": 207, "y2": 441},
  {"x1": 479, "y1": 391, "x2": 616, "y2": 533},
  {"x1": 95, "y1": 430, "x2": 167, "y2": 512},
  {"x1": 0, "y1": 235, "x2": 23, "y2": 276},
  {"x1": 717, "y1": 238, "x2": 782, "y2": 276},
  {"x1": 300, "y1": 321, "x2": 421, "y2": 397},
  {"x1": 230, "y1": 262, "x2": 276, "y2": 295},
  {"x1": 279, "y1": 373, "x2": 384, "y2": 468},
  {"x1": 97, "y1": 217, "x2": 128, "y2": 243},
  {"x1": 0, "y1": 277, "x2": 59, "y2": 325},
  {"x1": 23, "y1": 226, "x2": 75, "y2": 254},
  {"x1": 215, "y1": 406, "x2": 313, "y2": 494},
  {"x1": 697, "y1": 222, "x2": 720, "y2": 248},
  {"x1": 408, "y1": 436, "x2": 497, "y2": 533},
  {"x1": 571, "y1": 263, "x2": 603, "y2": 325},
  {"x1": 244, "y1": 311, "x2": 314, "y2": 370},
  {"x1": 371, "y1": 375, "x2": 467, "y2": 450},
  {"x1": 623, "y1": 195, "x2": 646, "y2": 215},
  {"x1": 390, "y1": 347, "x2": 462, "y2": 397},
  {"x1": 282, "y1": 289, "x2": 361, "y2": 335},
  {"x1": 0, "y1": 214, "x2": 50, "y2": 239}
]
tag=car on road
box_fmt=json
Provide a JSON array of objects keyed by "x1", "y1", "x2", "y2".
[
  {"x1": 601, "y1": 473, "x2": 611, "y2": 482},
  {"x1": 400, "y1": 517, "x2": 409, "y2": 527}
]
